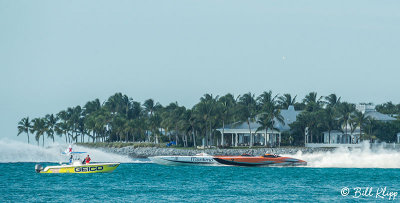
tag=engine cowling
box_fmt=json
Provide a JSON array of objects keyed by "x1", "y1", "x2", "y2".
[{"x1": 35, "y1": 164, "x2": 43, "y2": 173}]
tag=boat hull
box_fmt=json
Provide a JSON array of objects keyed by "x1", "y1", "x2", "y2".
[
  {"x1": 149, "y1": 156, "x2": 217, "y2": 166},
  {"x1": 39, "y1": 163, "x2": 120, "y2": 173},
  {"x1": 213, "y1": 156, "x2": 307, "y2": 167}
]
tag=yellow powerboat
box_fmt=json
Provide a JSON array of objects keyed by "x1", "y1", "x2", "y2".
[
  {"x1": 35, "y1": 151, "x2": 120, "y2": 173},
  {"x1": 35, "y1": 161, "x2": 120, "y2": 173}
]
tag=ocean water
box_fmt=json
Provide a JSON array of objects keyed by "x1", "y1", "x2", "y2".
[
  {"x1": 1, "y1": 163, "x2": 400, "y2": 202},
  {"x1": 1, "y1": 140, "x2": 400, "y2": 202}
]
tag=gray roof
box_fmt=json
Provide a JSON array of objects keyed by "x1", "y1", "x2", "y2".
[
  {"x1": 217, "y1": 105, "x2": 302, "y2": 134},
  {"x1": 274, "y1": 105, "x2": 302, "y2": 131},
  {"x1": 365, "y1": 111, "x2": 396, "y2": 121}
]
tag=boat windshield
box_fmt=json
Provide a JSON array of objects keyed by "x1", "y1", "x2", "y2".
[
  {"x1": 195, "y1": 153, "x2": 210, "y2": 156},
  {"x1": 241, "y1": 153, "x2": 253, "y2": 156},
  {"x1": 263, "y1": 154, "x2": 280, "y2": 158}
]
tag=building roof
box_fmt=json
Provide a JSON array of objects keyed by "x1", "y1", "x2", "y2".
[
  {"x1": 220, "y1": 121, "x2": 265, "y2": 134},
  {"x1": 217, "y1": 105, "x2": 302, "y2": 134},
  {"x1": 365, "y1": 111, "x2": 396, "y2": 121},
  {"x1": 356, "y1": 104, "x2": 396, "y2": 121},
  {"x1": 275, "y1": 105, "x2": 302, "y2": 131}
]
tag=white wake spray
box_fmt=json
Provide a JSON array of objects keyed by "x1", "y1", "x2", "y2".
[
  {"x1": 284, "y1": 142, "x2": 400, "y2": 168},
  {"x1": 0, "y1": 139, "x2": 144, "y2": 163}
]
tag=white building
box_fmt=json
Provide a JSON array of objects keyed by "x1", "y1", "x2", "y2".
[
  {"x1": 216, "y1": 105, "x2": 301, "y2": 147},
  {"x1": 306, "y1": 104, "x2": 397, "y2": 148}
]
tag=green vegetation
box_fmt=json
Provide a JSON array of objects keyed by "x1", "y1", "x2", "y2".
[{"x1": 17, "y1": 92, "x2": 400, "y2": 147}]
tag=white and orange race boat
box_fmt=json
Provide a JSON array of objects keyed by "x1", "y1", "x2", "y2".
[
  {"x1": 149, "y1": 153, "x2": 217, "y2": 166},
  {"x1": 213, "y1": 153, "x2": 307, "y2": 167}
]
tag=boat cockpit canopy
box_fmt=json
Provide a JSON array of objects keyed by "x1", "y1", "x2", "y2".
[{"x1": 263, "y1": 154, "x2": 280, "y2": 158}]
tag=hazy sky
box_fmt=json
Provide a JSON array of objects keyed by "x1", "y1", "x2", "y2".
[{"x1": 1, "y1": 1, "x2": 399, "y2": 141}]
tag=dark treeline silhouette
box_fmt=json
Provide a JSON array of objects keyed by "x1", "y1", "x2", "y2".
[{"x1": 17, "y1": 92, "x2": 400, "y2": 147}]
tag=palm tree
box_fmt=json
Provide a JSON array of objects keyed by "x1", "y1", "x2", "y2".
[
  {"x1": 31, "y1": 118, "x2": 46, "y2": 147},
  {"x1": 173, "y1": 106, "x2": 186, "y2": 145},
  {"x1": 45, "y1": 114, "x2": 58, "y2": 143},
  {"x1": 257, "y1": 103, "x2": 284, "y2": 147},
  {"x1": 124, "y1": 119, "x2": 136, "y2": 142},
  {"x1": 83, "y1": 99, "x2": 101, "y2": 142},
  {"x1": 351, "y1": 111, "x2": 369, "y2": 143},
  {"x1": 94, "y1": 113, "x2": 109, "y2": 142},
  {"x1": 84, "y1": 113, "x2": 96, "y2": 142},
  {"x1": 17, "y1": 117, "x2": 31, "y2": 144},
  {"x1": 143, "y1": 99, "x2": 159, "y2": 116},
  {"x1": 177, "y1": 110, "x2": 194, "y2": 147},
  {"x1": 194, "y1": 94, "x2": 218, "y2": 146},
  {"x1": 57, "y1": 110, "x2": 70, "y2": 143},
  {"x1": 338, "y1": 102, "x2": 356, "y2": 137},
  {"x1": 289, "y1": 112, "x2": 311, "y2": 145},
  {"x1": 83, "y1": 99, "x2": 101, "y2": 115},
  {"x1": 295, "y1": 111, "x2": 320, "y2": 144},
  {"x1": 76, "y1": 116, "x2": 86, "y2": 143},
  {"x1": 324, "y1": 93, "x2": 341, "y2": 108},
  {"x1": 147, "y1": 111, "x2": 162, "y2": 144},
  {"x1": 121, "y1": 95, "x2": 132, "y2": 118},
  {"x1": 161, "y1": 102, "x2": 186, "y2": 145},
  {"x1": 257, "y1": 91, "x2": 278, "y2": 146},
  {"x1": 258, "y1": 91, "x2": 278, "y2": 106},
  {"x1": 105, "y1": 93, "x2": 123, "y2": 115},
  {"x1": 143, "y1": 99, "x2": 162, "y2": 142},
  {"x1": 256, "y1": 116, "x2": 273, "y2": 146},
  {"x1": 217, "y1": 94, "x2": 236, "y2": 147},
  {"x1": 186, "y1": 109, "x2": 200, "y2": 147},
  {"x1": 303, "y1": 92, "x2": 319, "y2": 104},
  {"x1": 160, "y1": 109, "x2": 172, "y2": 142},
  {"x1": 322, "y1": 107, "x2": 337, "y2": 143},
  {"x1": 112, "y1": 116, "x2": 126, "y2": 142},
  {"x1": 278, "y1": 93, "x2": 297, "y2": 109},
  {"x1": 69, "y1": 106, "x2": 82, "y2": 143},
  {"x1": 303, "y1": 92, "x2": 323, "y2": 112},
  {"x1": 375, "y1": 102, "x2": 397, "y2": 114},
  {"x1": 238, "y1": 92, "x2": 257, "y2": 147}
]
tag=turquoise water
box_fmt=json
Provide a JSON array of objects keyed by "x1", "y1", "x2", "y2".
[{"x1": 1, "y1": 163, "x2": 400, "y2": 202}]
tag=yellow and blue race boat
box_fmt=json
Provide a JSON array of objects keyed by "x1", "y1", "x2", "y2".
[
  {"x1": 35, "y1": 161, "x2": 120, "y2": 174},
  {"x1": 35, "y1": 152, "x2": 120, "y2": 174}
]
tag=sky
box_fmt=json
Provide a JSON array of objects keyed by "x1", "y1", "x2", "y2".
[{"x1": 1, "y1": 0, "x2": 400, "y2": 141}]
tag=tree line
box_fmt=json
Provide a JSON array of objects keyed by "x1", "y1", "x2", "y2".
[{"x1": 17, "y1": 92, "x2": 400, "y2": 147}]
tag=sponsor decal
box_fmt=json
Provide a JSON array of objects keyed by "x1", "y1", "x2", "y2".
[
  {"x1": 191, "y1": 157, "x2": 214, "y2": 162},
  {"x1": 51, "y1": 169, "x2": 60, "y2": 173},
  {"x1": 74, "y1": 166, "x2": 104, "y2": 172}
]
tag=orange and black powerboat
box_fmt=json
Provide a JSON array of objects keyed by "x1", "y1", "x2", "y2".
[{"x1": 213, "y1": 153, "x2": 307, "y2": 167}]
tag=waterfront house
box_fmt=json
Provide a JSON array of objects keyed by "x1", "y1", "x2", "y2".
[
  {"x1": 306, "y1": 104, "x2": 397, "y2": 147},
  {"x1": 216, "y1": 105, "x2": 302, "y2": 147}
]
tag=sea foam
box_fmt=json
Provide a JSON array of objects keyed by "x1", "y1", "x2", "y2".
[
  {"x1": 0, "y1": 139, "x2": 145, "y2": 163},
  {"x1": 283, "y1": 141, "x2": 400, "y2": 168}
]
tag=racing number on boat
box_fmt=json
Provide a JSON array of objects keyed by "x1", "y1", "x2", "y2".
[{"x1": 74, "y1": 166, "x2": 104, "y2": 172}]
